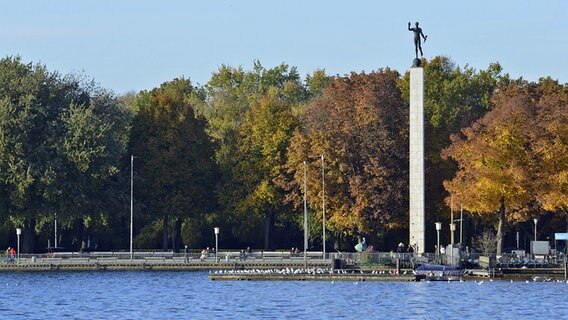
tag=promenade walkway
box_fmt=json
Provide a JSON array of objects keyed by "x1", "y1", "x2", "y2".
[{"x1": 0, "y1": 251, "x2": 332, "y2": 271}]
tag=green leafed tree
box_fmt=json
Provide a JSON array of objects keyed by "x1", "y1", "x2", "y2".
[
  {"x1": 225, "y1": 93, "x2": 299, "y2": 249},
  {"x1": 129, "y1": 78, "x2": 218, "y2": 251},
  {"x1": 201, "y1": 61, "x2": 314, "y2": 248},
  {"x1": 0, "y1": 56, "x2": 130, "y2": 252}
]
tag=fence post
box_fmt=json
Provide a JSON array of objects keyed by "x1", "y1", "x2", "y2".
[{"x1": 396, "y1": 258, "x2": 400, "y2": 275}]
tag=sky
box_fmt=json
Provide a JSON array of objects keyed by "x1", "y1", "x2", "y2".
[{"x1": 1, "y1": 1, "x2": 567, "y2": 94}]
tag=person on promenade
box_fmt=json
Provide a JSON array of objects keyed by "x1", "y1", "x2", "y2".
[
  {"x1": 5, "y1": 247, "x2": 10, "y2": 264},
  {"x1": 184, "y1": 245, "x2": 189, "y2": 263},
  {"x1": 9, "y1": 247, "x2": 16, "y2": 264},
  {"x1": 200, "y1": 248, "x2": 207, "y2": 261}
]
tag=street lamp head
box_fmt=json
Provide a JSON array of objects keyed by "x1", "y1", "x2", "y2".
[
  {"x1": 533, "y1": 218, "x2": 538, "y2": 224},
  {"x1": 435, "y1": 222, "x2": 442, "y2": 231},
  {"x1": 449, "y1": 223, "x2": 456, "y2": 231},
  {"x1": 214, "y1": 227, "x2": 220, "y2": 235},
  {"x1": 16, "y1": 228, "x2": 21, "y2": 235}
]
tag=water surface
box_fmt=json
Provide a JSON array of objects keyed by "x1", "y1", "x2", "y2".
[{"x1": 0, "y1": 271, "x2": 566, "y2": 319}]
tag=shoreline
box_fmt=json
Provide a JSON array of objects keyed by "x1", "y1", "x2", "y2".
[{"x1": 1, "y1": 260, "x2": 566, "y2": 283}]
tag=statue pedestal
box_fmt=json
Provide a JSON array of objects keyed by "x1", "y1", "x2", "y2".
[{"x1": 409, "y1": 67, "x2": 425, "y2": 254}]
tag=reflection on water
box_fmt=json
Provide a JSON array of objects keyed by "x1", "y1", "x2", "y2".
[{"x1": 0, "y1": 271, "x2": 567, "y2": 319}]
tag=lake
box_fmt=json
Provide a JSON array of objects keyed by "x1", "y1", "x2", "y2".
[{"x1": 0, "y1": 271, "x2": 566, "y2": 319}]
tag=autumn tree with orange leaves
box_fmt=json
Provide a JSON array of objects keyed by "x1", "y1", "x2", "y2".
[
  {"x1": 284, "y1": 69, "x2": 409, "y2": 246},
  {"x1": 443, "y1": 78, "x2": 568, "y2": 255}
]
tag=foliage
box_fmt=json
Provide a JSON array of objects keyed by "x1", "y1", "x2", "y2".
[
  {"x1": 0, "y1": 56, "x2": 130, "y2": 252},
  {"x1": 129, "y1": 78, "x2": 218, "y2": 250},
  {"x1": 284, "y1": 69, "x2": 409, "y2": 242},
  {"x1": 2, "y1": 53, "x2": 566, "y2": 254},
  {"x1": 531, "y1": 78, "x2": 568, "y2": 213},
  {"x1": 203, "y1": 62, "x2": 321, "y2": 249},
  {"x1": 443, "y1": 78, "x2": 568, "y2": 254}
]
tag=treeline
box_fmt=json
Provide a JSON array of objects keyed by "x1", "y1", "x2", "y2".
[{"x1": 0, "y1": 56, "x2": 566, "y2": 254}]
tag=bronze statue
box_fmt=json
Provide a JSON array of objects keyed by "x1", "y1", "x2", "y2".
[{"x1": 408, "y1": 22, "x2": 428, "y2": 58}]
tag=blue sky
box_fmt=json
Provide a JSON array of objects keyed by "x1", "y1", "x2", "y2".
[{"x1": 2, "y1": 1, "x2": 566, "y2": 94}]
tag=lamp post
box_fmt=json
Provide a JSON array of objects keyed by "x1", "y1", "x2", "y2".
[
  {"x1": 16, "y1": 228, "x2": 21, "y2": 264},
  {"x1": 533, "y1": 218, "x2": 538, "y2": 242},
  {"x1": 450, "y1": 223, "x2": 456, "y2": 266},
  {"x1": 303, "y1": 161, "x2": 308, "y2": 270},
  {"x1": 460, "y1": 204, "x2": 463, "y2": 245},
  {"x1": 435, "y1": 222, "x2": 442, "y2": 264},
  {"x1": 54, "y1": 213, "x2": 58, "y2": 248},
  {"x1": 308, "y1": 155, "x2": 326, "y2": 261},
  {"x1": 130, "y1": 155, "x2": 135, "y2": 261},
  {"x1": 321, "y1": 155, "x2": 326, "y2": 261},
  {"x1": 450, "y1": 196, "x2": 454, "y2": 247},
  {"x1": 214, "y1": 227, "x2": 219, "y2": 263}
]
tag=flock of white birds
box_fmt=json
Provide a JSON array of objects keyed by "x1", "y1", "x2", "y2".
[{"x1": 210, "y1": 268, "x2": 568, "y2": 284}]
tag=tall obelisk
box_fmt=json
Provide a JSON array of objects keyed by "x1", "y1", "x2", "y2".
[{"x1": 409, "y1": 58, "x2": 425, "y2": 254}]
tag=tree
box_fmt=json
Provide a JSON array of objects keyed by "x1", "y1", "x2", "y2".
[
  {"x1": 202, "y1": 61, "x2": 310, "y2": 248},
  {"x1": 229, "y1": 94, "x2": 299, "y2": 249},
  {"x1": 129, "y1": 78, "x2": 218, "y2": 251},
  {"x1": 201, "y1": 61, "x2": 305, "y2": 167},
  {"x1": 284, "y1": 69, "x2": 409, "y2": 247},
  {"x1": 442, "y1": 79, "x2": 567, "y2": 254},
  {"x1": 531, "y1": 78, "x2": 568, "y2": 229},
  {"x1": 0, "y1": 56, "x2": 130, "y2": 252}
]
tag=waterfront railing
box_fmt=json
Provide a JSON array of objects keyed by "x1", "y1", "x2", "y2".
[{"x1": 2, "y1": 250, "x2": 566, "y2": 269}]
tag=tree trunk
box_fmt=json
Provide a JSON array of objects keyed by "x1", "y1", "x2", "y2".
[
  {"x1": 171, "y1": 217, "x2": 181, "y2": 252},
  {"x1": 264, "y1": 211, "x2": 274, "y2": 250},
  {"x1": 75, "y1": 218, "x2": 86, "y2": 252},
  {"x1": 162, "y1": 214, "x2": 169, "y2": 251},
  {"x1": 496, "y1": 197, "x2": 506, "y2": 256},
  {"x1": 22, "y1": 218, "x2": 36, "y2": 254}
]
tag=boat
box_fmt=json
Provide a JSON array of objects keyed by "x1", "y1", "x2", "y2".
[{"x1": 413, "y1": 263, "x2": 466, "y2": 281}]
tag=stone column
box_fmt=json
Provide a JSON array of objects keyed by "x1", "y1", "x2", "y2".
[{"x1": 409, "y1": 67, "x2": 425, "y2": 254}]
